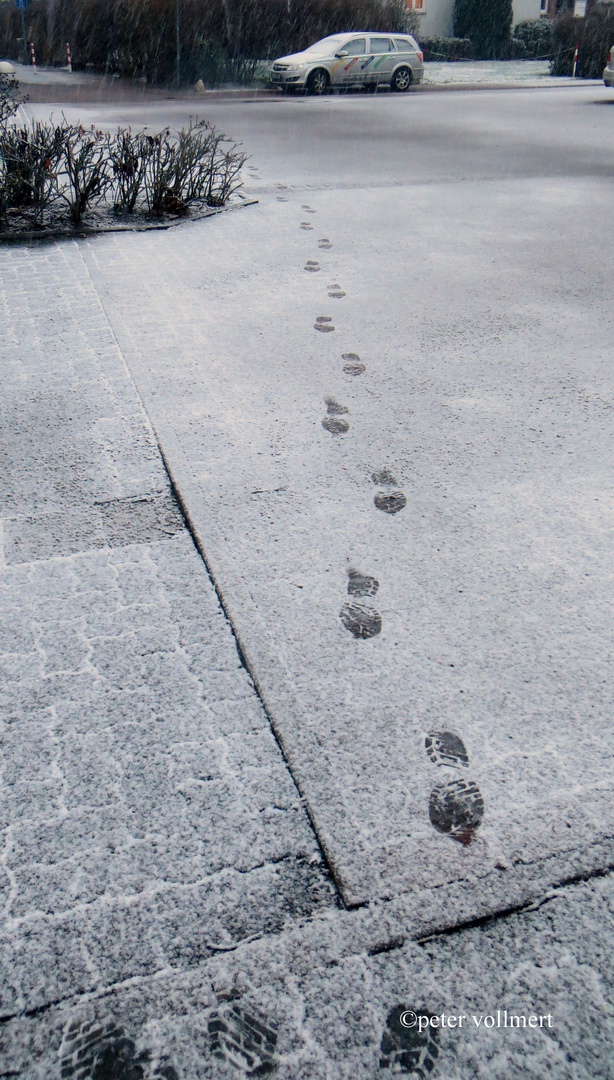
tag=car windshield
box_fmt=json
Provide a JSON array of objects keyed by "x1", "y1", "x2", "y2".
[{"x1": 303, "y1": 37, "x2": 344, "y2": 54}]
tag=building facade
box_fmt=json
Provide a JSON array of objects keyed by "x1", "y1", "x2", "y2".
[{"x1": 406, "y1": 0, "x2": 547, "y2": 39}]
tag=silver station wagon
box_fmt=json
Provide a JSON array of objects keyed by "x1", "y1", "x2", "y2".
[{"x1": 270, "y1": 32, "x2": 424, "y2": 94}]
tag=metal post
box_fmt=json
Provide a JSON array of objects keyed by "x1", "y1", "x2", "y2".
[
  {"x1": 175, "y1": 0, "x2": 180, "y2": 86},
  {"x1": 20, "y1": 8, "x2": 27, "y2": 64},
  {"x1": 66, "y1": 42, "x2": 72, "y2": 73}
]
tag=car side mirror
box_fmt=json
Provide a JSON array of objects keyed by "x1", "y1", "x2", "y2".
[{"x1": 335, "y1": 50, "x2": 349, "y2": 58}]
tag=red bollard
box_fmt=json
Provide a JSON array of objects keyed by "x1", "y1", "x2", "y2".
[
  {"x1": 66, "y1": 42, "x2": 72, "y2": 74},
  {"x1": 29, "y1": 41, "x2": 37, "y2": 72}
]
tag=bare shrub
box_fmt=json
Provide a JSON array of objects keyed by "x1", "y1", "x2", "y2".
[
  {"x1": 0, "y1": 121, "x2": 65, "y2": 226},
  {"x1": 109, "y1": 127, "x2": 149, "y2": 213},
  {"x1": 173, "y1": 119, "x2": 247, "y2": 205},
  {"x1": 205, "y1": 141, "x2": 248, "y2": 206},
  {"x1": 141, "y1": 128, "x2": 184, "y2": 215},
  {"x1": 0, "y1": 71, "x2": 22, "y2": 124},
  {"x1": 60, "y1": 122, "x2": 111, "y2": 223},
  {"x1": 0, "y1": 114, "x2": 246, "y2": 232},
  {"x1": 141, "y1": 121, "x2": 247, "y2": 213}
]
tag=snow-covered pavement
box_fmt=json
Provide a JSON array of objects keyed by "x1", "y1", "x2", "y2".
[
  {"x1": 423, "y1": 59, "x2": 599, "y2": 86},
  {"x1": 2, "y1": 85, "x2": 614, "y2": 1078}
]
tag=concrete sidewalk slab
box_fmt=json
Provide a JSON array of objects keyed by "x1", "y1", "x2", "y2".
[{"x1": 79, "y1": 168, "x2": 614, "y2": 913}]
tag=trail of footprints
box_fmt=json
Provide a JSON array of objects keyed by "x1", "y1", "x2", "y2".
[
  {"x1": 57, "y1": 998, "x2": 448, "y2": 1075},
  {"x1": 296, "y1": 200, "x2": 485, "y2": 849},
  {"x1": 300, "y1": 204, "x2": 317, "y2": 230}
]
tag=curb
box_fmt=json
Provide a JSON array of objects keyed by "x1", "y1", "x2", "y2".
[
  {"x1": 0, "y1": 197, "x2": 258, "y2": 245},
  {"x1": 19, "y1": 80, "x2": 604, "y2": 106}
]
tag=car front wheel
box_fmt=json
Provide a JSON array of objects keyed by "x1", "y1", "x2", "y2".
[
  {"x1": 391, "y1": 66, "x2": 412, "y2": 92},
  {"x1": 307, "y1": 68, "x2": 330, "y2": 95}
]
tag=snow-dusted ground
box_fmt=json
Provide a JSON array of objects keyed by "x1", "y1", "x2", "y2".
[
  {"x1": 6, "y1": 57, "x2": 603, "y2": 95},
  {"x1": 39, "y1": 83, "x2": 614, "y2": 914},
  {"x1": 423, "y1": 59, "x2": 597, "y2": 85},
  {"x1": 3, "y1": 59, "x2": 95, "y2": 85},
  {"x1": 3, "y1": 86, "x2": 613, "y2": 1078}
]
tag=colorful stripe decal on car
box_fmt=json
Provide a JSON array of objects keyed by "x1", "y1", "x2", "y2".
[
  {"x1": 373, "y1": 55, "x2": 387, "y2": 69},
  {"x1": 344, "y1": 57, "x2": 359, "y2": 71},
  {"x1": 360, "y1": 56, "x2": 374, "y2": 69}
]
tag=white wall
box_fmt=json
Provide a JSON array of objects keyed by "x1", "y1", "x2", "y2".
[
  {"x1": 412, "y1": 0, "x2": 545, "y2": 41},
  {"x1": 415, "y1": 0, "x2": 455, "y2": 40},
  {"x1": 512, "y1": 0, "x2": 544, "y2": 25}
]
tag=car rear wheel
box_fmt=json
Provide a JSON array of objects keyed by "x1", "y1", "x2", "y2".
[
  {"x1": 307, "y1": 68, "x2": 330, "y2": 95},
  {"x1": 391, "y1": 66, "x2": 412, "y2": 92}
]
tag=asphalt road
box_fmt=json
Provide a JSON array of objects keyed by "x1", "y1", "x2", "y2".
[{"x1": 32, "y1": 80, "x2": 614, "y2": 187}]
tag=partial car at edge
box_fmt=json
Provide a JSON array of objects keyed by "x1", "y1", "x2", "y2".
[
  {"x1": 269, "y1": 33, "x2": 423, "y2": 94},
  {"x1": 603, "y1": 47, "x2": 614, "y2": 86}
]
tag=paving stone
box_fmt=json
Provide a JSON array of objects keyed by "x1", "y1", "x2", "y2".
[
  {"x1": 0, "y1": 241, "x2": 336, "y2": 1022},
  {"x1": 1, "y1": 870, "x2": 613, "y2": 1079}
]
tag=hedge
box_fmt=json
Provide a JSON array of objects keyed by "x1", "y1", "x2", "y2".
[{"x1": 551, "y1": 6, "x2": 614, "y2": 78}]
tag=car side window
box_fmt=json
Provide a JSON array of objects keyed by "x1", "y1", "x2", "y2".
[
  {"x1": 345, "y1": 38, "x2": 366, "y2": 55},
  {"x1": 370, "y1": 37, "x2": 394, "y2": 53},
  {"x1": 394, "y1": 38, "x2": 412, "y2": 51}
]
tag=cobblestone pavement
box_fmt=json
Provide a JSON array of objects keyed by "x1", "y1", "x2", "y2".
[{"x1": 2, "y1": 867, "x2": 614, "y2": 1079}]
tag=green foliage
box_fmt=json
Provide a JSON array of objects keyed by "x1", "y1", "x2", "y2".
[
  {"x1": 513, "y1": 19, "x2": 554, "y2": 58},
  {"x1": 418, "y1": 36, "x2": 474, "y2": 61},
  {"x1": 454, "y1": 0, "x2": 513, "y2": 59},
  {"x1": 551, "y1": 6, "x2": 614, "y2": 77}
]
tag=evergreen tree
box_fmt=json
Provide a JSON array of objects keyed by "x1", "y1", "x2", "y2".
[{"x1": 454, "y1": 0, "x2": 513, "y2": 59}]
